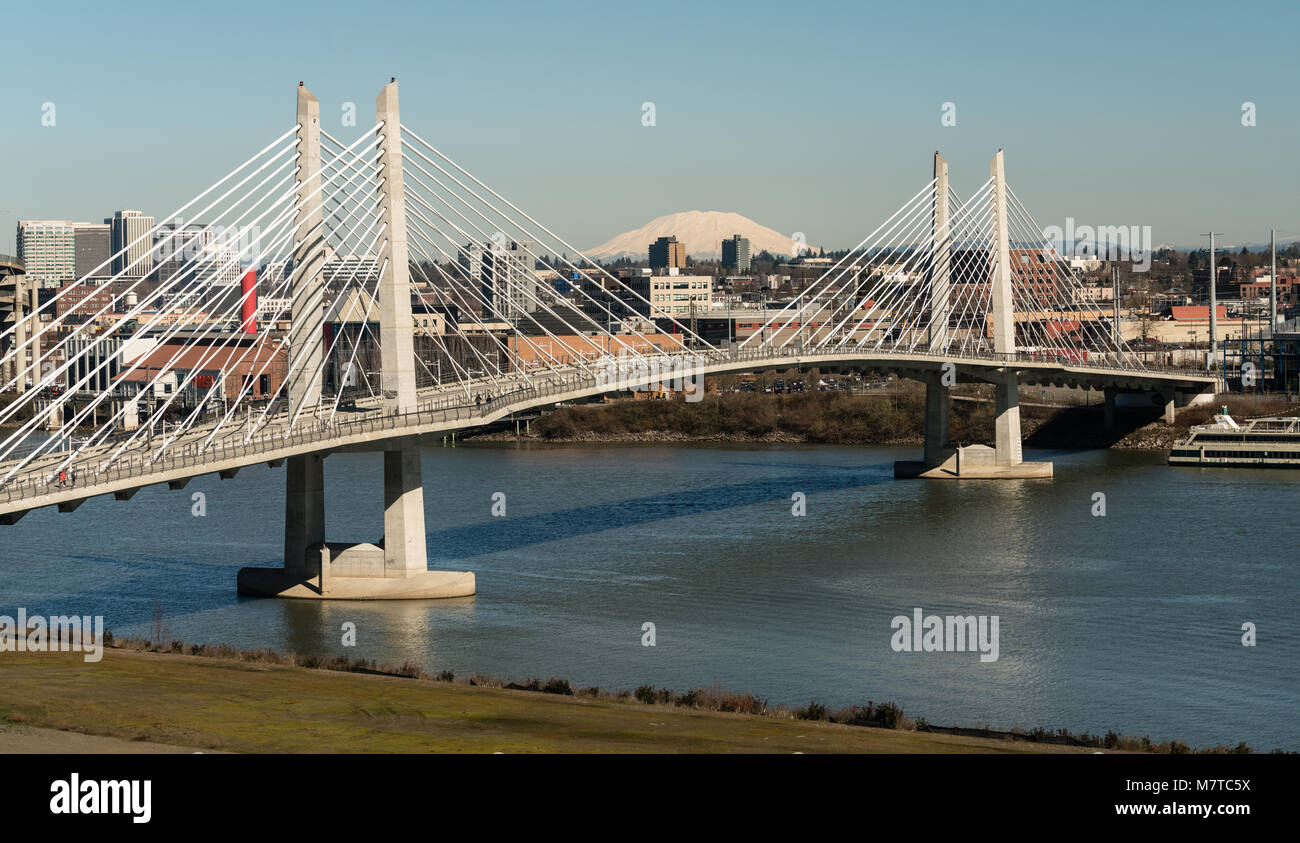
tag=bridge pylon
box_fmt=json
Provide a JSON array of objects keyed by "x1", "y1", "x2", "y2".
[
  {"x1": 896, "y1": 150, "x2": 1052, "y2": 479},
  {"x1": 237, "y1": 81, "x2": 474, "y2": 599},
  {"x1": 927, "y1": 152, "x2": 951, "y2": 352}
]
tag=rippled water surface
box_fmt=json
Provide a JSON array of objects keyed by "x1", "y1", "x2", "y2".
[{"x1": 2, "y1": 443, "x2": 1295, "y2": 749}]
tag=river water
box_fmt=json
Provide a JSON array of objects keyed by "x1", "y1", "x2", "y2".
[{"x1": 1, "y1": 442, "x2": 1295, "y2": 750}]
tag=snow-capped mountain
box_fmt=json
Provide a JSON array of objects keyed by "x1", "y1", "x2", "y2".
[{"x1": 583, "y1": 211, "x2": 814, "y2": 261}]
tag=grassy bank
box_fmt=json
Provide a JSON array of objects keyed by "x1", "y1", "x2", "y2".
[
  {"x1": 0, "y1": 638, "x2": 1265, "y2": 753},
  {"x1": 0, "y1": 648, "x2": 1065, "y2": 754}
]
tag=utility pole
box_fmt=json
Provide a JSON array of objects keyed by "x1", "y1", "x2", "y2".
[
  {"x1": 1203, "y1": 232, "x2": 1222, "y2": 371},
  {"x1": 1270, "y1": 228, "x2": 1278, "y2": 329},
  {"x1": 1112, "y1": 265, "x2": 1121, "y2": 357}
]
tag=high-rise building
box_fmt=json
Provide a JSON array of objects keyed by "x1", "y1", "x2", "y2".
[
  {"x1": 721, "y1": 234, "x2": 751, "y2": 272},
  {"x1": 73, "y1": 223, "x2": 111, "y2": 279},
  {"x1": 649, "y1": 235, "x2": 686, "y2": 271},
  {"x1": 322, "y1": 251, "x2": 382, "y2": 291},
  {"x1": 150, "y1": 223, "x2": 248, "y2": 319},
  {"x1": 458, "y1": 240, "x2": 537, "y2": 320},
  {"x1": 16, "y1": 221, "x2": 77, "y2": 287},
  {"x1": 110, "y1": 210, "x2": 156, "y2": 277}
]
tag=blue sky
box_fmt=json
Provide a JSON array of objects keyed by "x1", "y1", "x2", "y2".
[{"x1": 3, "y1": 0, "x2": 1298, "y2": 253}]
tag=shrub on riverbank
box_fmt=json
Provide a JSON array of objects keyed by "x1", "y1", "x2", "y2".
[
  {"x1": 523, "y1": 387, "x2": 1075, "y2": 446},
  {"x1": 100, "y1": 634, "x2": 1270, "y2": 753},
  {"x1": 1177, "y1": 395, "x2": 1299, "y2": 427},
  {"x1": 531, "y1": 389, "x2": 1003, "y2": 445}
]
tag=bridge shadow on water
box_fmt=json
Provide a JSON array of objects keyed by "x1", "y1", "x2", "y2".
[
  {"x1": 428, "y1": 461, "x2": 895, "y2": 563},
  {"x1": 38, "y1": 459, "x2": 896, "y2": 630}
]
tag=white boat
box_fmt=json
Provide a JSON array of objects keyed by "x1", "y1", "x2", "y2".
[{"x1": 1169, "y1": 408, "x2": 1300, "y2": 468}]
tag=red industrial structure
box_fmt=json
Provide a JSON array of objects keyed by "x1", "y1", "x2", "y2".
[{"x1": 240, "y1": 269, "x2": 258, "y2": 333}]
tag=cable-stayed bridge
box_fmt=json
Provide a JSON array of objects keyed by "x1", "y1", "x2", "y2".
[{"x1": 0, "y1": 81, "x2": 1214, "y2": 598}]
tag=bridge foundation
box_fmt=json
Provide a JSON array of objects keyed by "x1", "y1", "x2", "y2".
[
  {"x1": 895, "y1": 371, "x2": 1052, "y2": 479},
  {"x1": 237, "y1": 442, "x2": 475, "y2": 599}
]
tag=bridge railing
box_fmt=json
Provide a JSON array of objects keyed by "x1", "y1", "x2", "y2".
[{"x1": 0, "y1": 368, "x2": 603, "y2": 505}]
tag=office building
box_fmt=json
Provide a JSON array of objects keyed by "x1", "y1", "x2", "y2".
[
  {"x1": 459, "y1": 240, "x2": 537, "y2": 320},
  {"x1": 110, "y1": 210, "x2": 156, "y2": 277},
  {"x1": 73, "y1": 223, "x2": 111, "y2": 279},
  {"x1": 721, "y1": 234, "x2": 751, "y2": 272},
  {"x1": 16, "y1": 221, "x2": 77, "y2": 287},
  {"x1": 649, "y1": 236, "x2": 686, "y2": 270}
]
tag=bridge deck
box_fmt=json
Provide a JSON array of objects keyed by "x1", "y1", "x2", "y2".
[{"x1": 0, "y1": 348, "x2": 1214, "y2": 520}]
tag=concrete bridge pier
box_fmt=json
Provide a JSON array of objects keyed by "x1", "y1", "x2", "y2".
[
  {"x1": 382, "y1": 440, "x2": 428, "y2": 577},
  {"x1": 282, "y1": 453, "x2": 325, "y2": 580},
  {"x1": 237, "y1": 441, "x2": 475, "y2": 599},
  {"x1": 1161, "y1": 389, "x2": 1176, "y2": 425},
  {"x1": 994, "y1": 374, "x2": 1023, "y2": 465},
  {"x1": 922, "y1": 371, "x2": 950, "y2": 466},
  {"x1": 896, "y1": 370, "x2": 1052, "y2": 479}
]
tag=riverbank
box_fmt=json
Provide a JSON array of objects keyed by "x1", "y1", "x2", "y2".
[
  {"x1": 466, "y1": 390, "x2": 1300, "y2": 451},
  {"x1": 0, "y1": 647, "x2": 1073, "y2": 753},
  {"x1": 0, "y1": 640, "x2": 1258, "y2": 754}
]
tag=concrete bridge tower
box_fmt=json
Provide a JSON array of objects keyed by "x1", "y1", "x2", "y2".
[
  {"x1": 238, "y1": 81, "x2": 475, "y2": 599},
  {"x1": 896, "y1": 150, "x2": 1052, "y2": 479}
]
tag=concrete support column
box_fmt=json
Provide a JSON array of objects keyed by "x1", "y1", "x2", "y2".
[
  {"x1": 289, "y1": 84, "x2": 326, "y2": 422},
  {"x1": 994, "y1": 373, "x2": 1022, "y2": 466},
  {"x1": 1161, "y1": 389, "x2": 1175, "y2": 424},
  {"x1": 383, "y1": 440, "x2": 427, "y2": 576},
  {"x1": 928, "y1": 152, "x2": 951, "y2": 352},
  {"x1": 1103, "y1": 388, "x2": 1117, "y2": 430},
  {"x1": 923, "y1": 371, "x2": 949, "y2": 465},
  {"x1": 989, "y1": 150, "x2": 1015, "y2": 357},
  {"x1": 375, "y1": 81, "x2": 418, "y2": 415},
  {"x1": 284, "y1": 453, "x2": 325, "y2": 575}
]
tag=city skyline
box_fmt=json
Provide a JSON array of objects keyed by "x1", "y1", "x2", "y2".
[{"x1": 3, "y1": 1, "x2": 1299, "y2": 256}]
